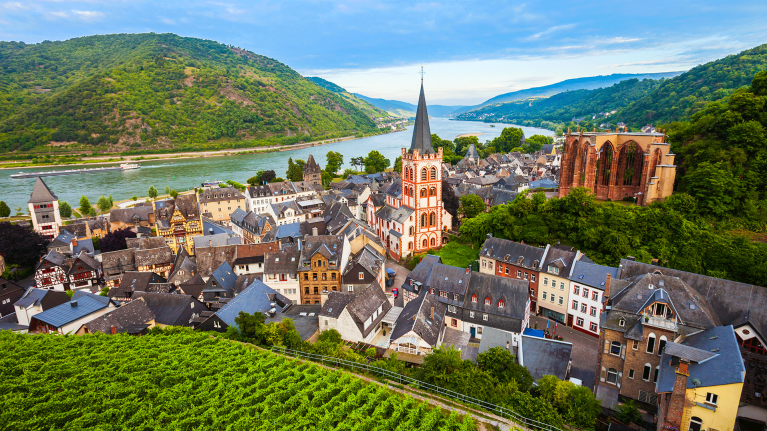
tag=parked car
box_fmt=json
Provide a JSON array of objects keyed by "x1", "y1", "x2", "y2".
[{"x1": 385, "y1": 268, "x2": 396, "y2": 287}]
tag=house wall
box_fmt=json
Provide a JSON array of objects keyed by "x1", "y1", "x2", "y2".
[
  {"x1": 57, "y1": 305, "x2": 115, "y2": 334},
  {"x1": 263, "y1": 274, "x2": 300, "y2": 304},
  {"x1": 567, "y1": 281, "x2": 603, "y2": 336},
  {"x1": 538, "y1": 273, "x2": 570, "y2": 323},
  {"x1": 685, "y1": 383, "x2": 743, "y2": 431},
  {"x1": 201, "y1": 198, "x2": 246, "y2": 221},
  {"x1": 326, "y1": 309, "x2": 366, "y2": 343},
  {"x1": 482, "y1": 257, "x2": 540, "y2": 310},
  {"x1": 391, "y1": 329, "x2": 433, "y2": 353},
  {"x1": 29, "y1": 200, "x2": 61, "y2": 239},
  {"x1": 154, "y1": 208, "x2": 202, "y2": 256},
  {"x1": 299, "y1": 254, "x2": 341, "y2": 305}
]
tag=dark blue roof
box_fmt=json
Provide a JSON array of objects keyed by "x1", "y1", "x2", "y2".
[
  {"x1": 216, "y1": 279, "x2": 288, "y2": 327},
  {"x1": 529, "y1": 179, "x2": 558, "y2": 189},
  {"x1": 205, "y1": 262, "x2": 237, "y2": 294},
  {"x1": 275, "y1": 222, "x2": 302, "y2": 239},
  {"x1": 570, "y1": 261, "x2": 619, "y2": 289},
  {"x1": 32, "y1": 291, "x2": 111, "y2": 328},
  {"x1": 15, "y1": 287, "x2": 48, "y2": 308},
  {"x1": 656, "y1": 325, "x2": 745, "y2": 393},
  {"x1": 523, "y1": 327, "x2": 545, "y2": 338}
]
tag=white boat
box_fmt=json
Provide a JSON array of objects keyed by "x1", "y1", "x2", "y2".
[{"x1": 120, "y1": 163, "x2": 140, "y2": 170}]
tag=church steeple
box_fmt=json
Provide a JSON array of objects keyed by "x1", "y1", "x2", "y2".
[{"x1": 409, "y1": 81, "x2": 435, "y2": 155}]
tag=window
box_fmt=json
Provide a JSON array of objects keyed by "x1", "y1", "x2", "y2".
[
  {"x1": 607, "y1": 368, "x2": 618, "y2": 384},
  {"x1": 430, "y1": 167, "x2": 437, "y2": 180},
  {"x1": 447, "y1": 305, "x2": 456, "y2": 313},
  {"x1": 482, "y1": 259, "x2": 486, "y2": 268},
  {"x1": 558, "y1": 296, "x2": 563, "y2": 305},
  {"x1": 524, "y1": 272, "x2": 529, "y2": 280},
  {"x1": 632, "y1": 340, "x2": 639, "y2": 350},
  {"x1": 550, "y1": 295, "x2": 554, "y2": 303},
  {"x1": 642, "y1": 364, "x2": 651, "y2": 381},
  {"x1": 658, "y1": 336, "x2": 667, "y2": 356},
  {"x1": 572, "y1": 300, "x2": 578, "y2": 310},
  {"x1": 583, "y1": 288, "x2": 589, "y2": 298},
  {"x1": 531, "y1": 274, "x2": 536, "y2": 282},
  {"x1": 647, "y1": 333, "x2": 656, "y2": 354},
  {"x1": 574, "y1": 286, "x2": 580, "y2": 295},
  {"x1": 610, "y1": 341, "x2": 621, "y2": 356},
  {"x1": 430, "y1": 288, "x2": 436, "y2": 295},
  {"x1": 653, "y1": 366, "x2": 659, "y2": 383},
  {"x1": 358, "y1": 272, "x2": 364, "y2": 280},
  {"x1": 628, "y1": 369, "x2": 635, "y2": 379},
  {"x1": 516, "y1": 270, "x2": 522, "y2": 278},
  {"x1": 619, "y1": 318, "x2": 625, "y2": 327},
  {"x1": 471, "y1": 295, "x2": 477, "y2": 303},
  {"x1": 484, "y1": 297, "x2": 491, "y2": 306},
  {"x1": 421, "y1": 168, "x2": 427, "y2": 181},
  {"x1": 689, "y1": 417, "x2": 703, "y2": 431},
  {"x1": 347, "y1": 285, "x2": 354, "y2": 292},
  {"x1": 542, "y1": 292, "x2": 547, "y2": 300},
  {"x1": 590, "y1": 306, "x2": 597, "y2": 317},
  {"x1": 483, "y1": 314, "x2": 488, "y2": 321},
  {"x1": 543, "y1": 278, "x2": 548, "y2": 286},
  {"x1": 440, "y1": 291, "x2": 447, "y2": 298},
  {"x1": 592, "y1": 291, "x2": 599, "y2": 301},
  {"x1": 505, "y1": 267, "x2": 509, "y2": 275},
  {"x1": 469, "y1": 311, "x2": 475, "y2": 318},
  {"x1": 560, "y1": 282, "x2": 565, "y2": 290},
  {"x1": 581, "y1": 303, "x2": 587, "y2": 313},
  {"x1": 576, "y1": 317, "x2": 584, "y2": 326},
  {"x1": 453, "y1": 294, "x2": 459, "y2": 301},
  {"x1": 590, "y1": 322, "x2": 598, "y2": 332},
  {"x1": 420, "y1": 188, "x2": 427, "y2": 197},
  {"x1": 451, "y1": 319, "x2": 458, "y2": 327},
  {"x1": 498, "y1": 300, "x2": 505, "y2": 308},
  {"x1": 705, "y1": 393, "x2": 718, "y2": 405}
]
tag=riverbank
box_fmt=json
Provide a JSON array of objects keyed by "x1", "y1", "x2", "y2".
[
  {"x1": 455, "y1": 133, "x2": 484, "y2": 138},
  {"x1": 0, "y1": 133, "x2": 380, "y2": 170}
]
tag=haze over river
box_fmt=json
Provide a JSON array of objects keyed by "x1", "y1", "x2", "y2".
[{"x1": 1, "y1": 119, "x2": 552, "y2": 213}]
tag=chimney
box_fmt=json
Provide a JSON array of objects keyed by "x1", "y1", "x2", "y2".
[
  {"x1": 663, "y1": 360, "x2": 691, "y2": 431},
  {"x1": 604, "y1": 274, "x2": 612, "y2": 306},
  {"x1": 465, "y1": 267, "x2": 470, "y2": 274},
  {"x1": 208, "y1": 228, "x2": 214, "y2": 235},
  {"x1": 209, "y1": 240, "x2": 212, "y2": 247},
  {"x1": 520, "y1": 240, "x2": 524, "y2": 245},
  {"x1": 72, "y1": 238, "x2": 77, "y2": 247},
  {"x1": 70, "y1": 300, "x2": 78, "y2": 307},
  {"x1": 651, "y1": 258, "x2": 659, "y2": 266},
  {"x1": 110, "y1": 325, "x2": 117, "y2": 335},
  {"x1": 626, "y1": 256, "x2": 635, "y2": 261},
  {"x1": 312, "y1": 227, "x2": 318, "y2": 236},
  {"x1": 430, "y1": 307, "x2": 434, "y2": 320}
]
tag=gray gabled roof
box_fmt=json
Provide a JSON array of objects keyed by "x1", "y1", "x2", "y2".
[
  {"x1": 204, "y1": 262, "x2": 238, "y2": 295},
  {"x1": 570, "y1": 261, "x2": 619, "y2": 290},
  {"x1": 409, "y1": 83, "x2": 435, "y2": 155},
  {"x1": 390, "y1": 292, "x2": 445, "y2": 346},
  {"x1": 28, "y1": 177, "x2": 58, "y2": 204},
  {"x1": 32, "y1": 291, "x2": 112, "y2": 328},
  {"x1": 320, "y1": 291, "x2": 355, "y2": 319},
  {"x1": 84, "y1": 297, "x2": 155, "y2": 334},
  {"x1": 215, "y1": 279, "x2": 290, "y2": 327},
  {"x1": 14, "y1": 287, "x2": 49, "y2": 308},
  {"x1": 520, "y1": 335, "x2": 573, "y2": 382}
]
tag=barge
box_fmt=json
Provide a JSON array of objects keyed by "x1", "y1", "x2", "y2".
[{"x1": 10, "y1": 163, "x2": 140, "y2": 179}]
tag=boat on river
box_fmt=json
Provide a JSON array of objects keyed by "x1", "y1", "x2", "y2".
[{"x1": 10, "y1": 163, "x2": 140, "y2": 179}]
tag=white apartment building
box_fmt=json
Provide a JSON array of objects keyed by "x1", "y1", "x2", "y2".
[
  {"x1": 263, "y1": 250, "x2": 300, "y2": 304},
  {"x1": 567, "y1": 261, "x2": 618, "y2": 337}
]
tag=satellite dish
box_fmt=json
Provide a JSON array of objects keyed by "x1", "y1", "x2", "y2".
[{"x1": 691, "y1": 378, "x2": 702, "y2": 387}]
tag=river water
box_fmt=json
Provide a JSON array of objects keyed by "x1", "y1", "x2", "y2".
[{"x1": 1, "y1": 118, "x2": 552, "y2": 213}]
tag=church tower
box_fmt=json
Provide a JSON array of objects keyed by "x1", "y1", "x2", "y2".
[
  {"x1": 303, "y1": 154, "x2": 322, "y2": 186},
  {"x1": 27, "y1": 177, "x2": 62, "y2": 240},
  {"x1": 400, "y1": 81, "x2": 452, "y2": 253}
]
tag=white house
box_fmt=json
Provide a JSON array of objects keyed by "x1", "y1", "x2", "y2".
[
  {"x1": 262, "y1": 250, "x2": 301, "y2": 304},
  {"x1": 567, "y1": 261, "x2": 618, "y2": 337},
  {"x1": 389, "y1": 293, "x2": 447, "y2": 355},
  {"x1": 13, "y1": 288, "x2": 71, "y2": 327},
  {"x1": 319, "y1": 282, "x2": 392, "y2": 344},
  {"x1": 28, "y1": 291, "x2": 116, "y2": 334}
]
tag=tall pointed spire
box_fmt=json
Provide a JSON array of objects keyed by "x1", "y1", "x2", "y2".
[
  {"x1": 28, "y1": 176, "x2": 58, "y2": 204},
  {"x1": 409, "y1": 80, "x2": 435, "y2": 155}
]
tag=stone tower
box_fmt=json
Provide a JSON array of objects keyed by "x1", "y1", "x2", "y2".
[
  {"x1": 400, "y1": 82, "x2": 451, "y2": 252},
  {"x1": 303, "y1": 154, "x2": 322, "y2": 186},
  {"x1": 27, "y1": 177, "x2": 62, "y2": 240}
]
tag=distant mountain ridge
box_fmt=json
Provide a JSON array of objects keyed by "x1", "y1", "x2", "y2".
[{"x1": 352, "y1": 94, "x2": 467, "y2": 118}]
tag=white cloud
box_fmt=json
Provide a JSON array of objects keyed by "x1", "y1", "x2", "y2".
[
  {"x1": 1, "y1": 2, "x2": 29, "y2": 10},
  {"x1": 73, "y1": 10, "x2": 103, "y2": 20},
  {"x1": 526, "y1": 24, "x2": 575, "y2": 40},
  {"x1": 162, "y1": 18, "x2": 176, "y2": 25}
]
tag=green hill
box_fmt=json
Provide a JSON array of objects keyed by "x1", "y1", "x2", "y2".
[
  {"x1": 306, "y1": 76, "x2": 391, "y2": 119},
  {"x1": 0, "y1": 34, "x2": 379, "y2": 155},
  {"x1": 0, "y1": 330, "x2": 477, "y2": 430},
  {"x1": 457, "y1": 43, "x2": 767, "y2": 130}
]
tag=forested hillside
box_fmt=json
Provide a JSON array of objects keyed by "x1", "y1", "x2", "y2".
[
  {"x1": 0, "y1": 34, "x2": 379, "y2": 155},
  {"x1": 457, "y1": 43, "x2": 767, "y2": 131},
  {"x1": 307, "y1": 76, "x2": 390, "y2": 118}
]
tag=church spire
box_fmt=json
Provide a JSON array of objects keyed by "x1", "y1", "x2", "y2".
[{"x1": 409, "y1": 76, "x2": 435, "y2": 155}]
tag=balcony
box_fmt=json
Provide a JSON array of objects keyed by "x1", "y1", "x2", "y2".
[{"x1": 643, "y1": 314, "x2": 677, "y2": 331}]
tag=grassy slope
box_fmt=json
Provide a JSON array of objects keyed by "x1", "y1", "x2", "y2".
[{"x1": 0, "y1": 34, "x2": 378, "y2": 155}]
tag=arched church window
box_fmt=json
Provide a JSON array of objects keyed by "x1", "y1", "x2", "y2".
[{"x1": 421, "y1": 168, "x2": 428, "y2": 181}]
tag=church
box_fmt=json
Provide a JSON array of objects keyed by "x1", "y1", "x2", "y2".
[{"x1": 366, "y1": 82, "x2": 452, "y2": 260}]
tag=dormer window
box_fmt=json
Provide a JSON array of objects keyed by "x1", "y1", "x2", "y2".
[
  {"x1": 504, "y1": 254, "x2": 510, "y2": 261},
  {"x1": 498, "y1": 300, "x2": 505, "y2": 309},
  {"x1": 484, "y1": 297, "x2": 491, "y2": 306},
  {"x1": 471, "y1": 294, "x2": 477, "y2": 303},
  {"x1": 619, "y1": 318, "x2": 625, "y2": 327},
  {"x1": 517, "y1": 256, "x2": 523, "y2": 264}
]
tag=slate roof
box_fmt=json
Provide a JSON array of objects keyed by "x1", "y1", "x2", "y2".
[
  {"x1": 196, "y1": 245, "x2": 237, "y2": 277},
  {"x1": 426, "y1": 263, "x2": 471, "y2": 296},
  {"x1": 542, "y1": 246, "x2": 578, "y2": 276},
  {"x1": 247, "y1": 185, "x2": 272, "y2": 198},
  {"x1": 109, "y1": 271, "x2": 167, "y2": 298},
  {"x1": 481, "y1": 235, "x2": 545, "y2": 270},
  {"x1": 319, "y1": 292, "x2": 355, "y2": 319},
  {"x1": 72, "y1": 238, "x2": 95, "y2": 256},
  {"x1": 48, "y1": 230, "x2": 75, "y2": 249},
  {"x1": 304, "y1": 154, "x2": 322, "y2": 174},
  {"x1": 28, "y1": 177, "x2": 57, "y2": 203},
  {"x1": 199, "y1": 186, "x2": 246, "y2": 203},
  {"x1": 134, "y1": 247, "x2": 173, "y2": 267},
  {"x1": 193, "y1": 233, "x2": 239, "y2": 249},
  {"x1": 463, "y1": 272, "x2": 529, "y2": 321},
  {"x1": 269, "y1": 181, "x2": 297, "y2": 196},
  {"x1": 570, "y1": 261, "x2": 619, "y2": 290},
  {"x1": 177, "y1": 273, "x2": 206, "y2": 299},
  {"x1": 204, "y1": 262, "x2": 238, "y2": 295},
  {"x1": 69, "y1": 250, "x2": 100, "y2": 274},
  {"x1": 60, "y1": 222, "x2": 87, "y2": 239},
  {"x1": 110, "y1": 206, "x2": 154, "y2": 223},
  {"x1": 384, "y1": 179, "x2": 403, "y2": 200},
  {"x1": 409, "y1": 83, "x2": 435, "y2": 155},
  {"x1": 101, "y1": 249, "x2": 137, "y2": 277},
  {"x1": 84, "y1": 297, "x2": 155, "y2": 334},
  {"x1": 264, "y1": 251, "x2": 300, "y2": 275},
  {"x1": 344, "y1": 282, "x2": 392, "y2": 338},
  {"x1": 466, "y1": 144, "x2": 479, "y2": 160},
  {"x1": 131, "y1": 292, "x2": 207, "y2": 326},
  {"x1": 215, "y1": 279, "x2": 290, "y2": 327},
  {"x1": 32, "y1": 291, "x2": 112, "y2": 328},
  {"x1": 126, "y1": 237, "x2": 166, "y2": 250},
  {"x1": 298, "y1": 235, "x2": 345, "y2": 271},
  {"x1": 529, "y1": 179, "x2": 558, "y2": 189},
  {"x1": 154, "y1": 194, "x2": 199, "y2": 227},
  {"x1": 15, "y1": 287, "x2": 68, "y2": 310},
  {"x1": 391, "y1": 292, "x2": 445, "y2": 346},
  {"x1": 402, "y1": 254, "x2": 442, "y2": 294},
  {"x1": 619, "y1": 260, "x2": 767, "y2": 339},
  {"x1": 344, "y1": 246, "x2": 384, "y2": 279},
  {"x1": 656, "y1": 325, "x2": 745, "y2": 393},
  {"x1": 520, "y1": 335, "x2": 573, "y2": 381},
  {"x1": 274, "y1": 222, "x2": 302, "y2": 241},
  {"x1": 36, "y1": 249, "x2": 68, "y2": 272}
]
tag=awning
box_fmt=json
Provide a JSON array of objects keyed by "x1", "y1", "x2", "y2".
[{"x1": 382, "y1": 306, "x2": 403, "y2": 325}]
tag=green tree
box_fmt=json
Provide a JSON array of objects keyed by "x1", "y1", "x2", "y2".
[
  {"x1": 615, "y1": 400, "x2": 643, "y2": 424},
  {"x1": 318, "y1": 329, "x2": 342, "y2": 344},
  {"x1": 350, "y1": 156, "x2": 365, "y2": 171},
  {"x1": 164, "y1": 186, "x2": 171, "y2": 195},
  {"x1": 58, "y1": 201, "x2": 72, "y2": 218},
  {"x1": 131, "y1": 195, "x2": 137, "y2": 201},
  {"x1": 459, "y1": 194, "x2": 486, "y2": 219},
  {"x1": 234, "y1": 311, "x2": 266, "y2": 343},
  {"x1": 79, "y1": 196, "x2": 92, "y2": 216},
  {"x1": 476, "y1": 346, "x2": 533, "y2": 391},
  {"x1": 262, "y1": 170, "x2": 276, "y2": 183},
  {"x1": 286, "y1": 158, "x2": 306, "y2": 181},
  {"x1": 684, "y1": 162, "x2": 739, "y2": 217},
  {"x1": 491, "y1": 127, "x2": 524, "y2": 153},
  {"x1": 325, "y1": 151, "x2": 344, "y2": 174},
  {"x1": 393, "y1": 156, "x2": 402, "y2": 173},
  {"x1": 454, "y1": 136, "x2": 479, "y2": 156},
  {"x1": 248, "y1": 170, "x2": 265, "y2": 185},
  {"x1": 170, "y1": 190, "x2": 178, "y2": 199},
  {"x1": 0, "y1": 201, "x2": 12, "y2": 218},
  {"x1": 148, "y1": 186, "x2": 158, "y2": 199},
  {"x1": 363, "y1": 150, "x2": 390, "y2": 173},
  {"x1": 97, "y1": 195, "x2": 112, "y2": 214}
]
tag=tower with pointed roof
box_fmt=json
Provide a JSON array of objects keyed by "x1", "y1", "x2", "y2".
[
  {"x1": 27, "y1": 177, "x2": 62, "y2": 239},
  {"x1": 303, "y1": 154, "x2": 322, "y2": 187}
]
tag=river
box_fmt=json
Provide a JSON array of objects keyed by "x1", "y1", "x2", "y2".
[{"x1": 1, "y1": 118, "x2": 552, "y2": 213}]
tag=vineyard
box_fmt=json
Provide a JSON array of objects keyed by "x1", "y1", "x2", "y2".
[{"x1": 0, "y1": 331, "x2": 477, "y2": 430}]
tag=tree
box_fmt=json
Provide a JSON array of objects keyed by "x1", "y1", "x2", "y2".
[
  {"x1": 321, "y1": 170, "x2": 333, "y2": 188},
  {"x1": 454, "y1": 136, "x2": 479, "y2": 156},
  {"x1": 318, "y1": 329, "x2": 342, "y2": 344},
  {"x1": 350, "y1": 156, "x2": 365, "y2": 171},
  {"x1": 684, "y1": 162, "x2": 739, "y2": 217},
  {"x1": 491, "y1": 127, "x2": 524, "y2": 153},
  {"x1": 0, "y1": 222, "x2": 49, "y2": 266},
  {"x1": 79, "y1": 196, "x2": 92, "y2": 216},
  {"x1": 363, "y1": 150, "x2": 389, "y2": 174},
  {"x1": 97, "y1": 195, "x2": 112, "y2": 214},
  {"x1": 325, "y1": 151, "x2": 343, "y2": 174},
  {"x1": 164, "y1": 186, "x2": 170, "y2": 195},
  {"x1": 615, "y1": 400, "x2": 642, "y2": 424},
  {"x1": 58, "y1": 201, "x2": 72, "y2": 218},
  {"x1": 393, "y1": 156, "x2": 402, "y2": 173},
  {"x1": 525, "y1": 134, "x2": 553, "y2": 153},
  {"x1": 148, "y1": 186, "x2": 158, "y2": 199},
  {"x1": 234, "y1": 311, "x2": 266, "y2": 343},
  {"x1": 0, "y1": 201, "x2": 10, "y2": 218},
  {"x1": 170, "y1": 190, "x2": 178, "y2": 199},
  {"x1": 459, "y1": 194, "x2": 486, "y2": 219},
  {"x1": 131, "y1": 195, "x2": 137, "y2": 201},
  {"x1": 476, "y1": 346, "x2": 533, "y2": 391},
  {"x1": 285, "y1": 158, "x2": 306, "y2": 181},
  {"x1": 442, "y1": 180, "x2": 459, "y2": 227},
  {"x1": 99, "y1": 228, "x2": 137, "y2": 253},
  {"x1": 247, "y1": 171, "x2": 264, "y2": 185}
]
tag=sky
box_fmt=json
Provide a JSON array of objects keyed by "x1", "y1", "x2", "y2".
[{"x1": 1, "y1": 1, "x2": 766, "y2": 105}]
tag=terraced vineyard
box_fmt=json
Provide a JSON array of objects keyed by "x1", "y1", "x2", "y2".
[{"x1": 0, "y1": 331, "x2": 476, "y2": 430}]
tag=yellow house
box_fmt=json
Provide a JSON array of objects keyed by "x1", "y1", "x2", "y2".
[
  {"x1": 657, "y1": 326, "x2": 745, "y2": 431},
  {"x1": 199, "y1": 186, "x2": 247, "y2": 222},
  {"x1": 538, "y1": 246, "x2": 581, "y2": 324},
  {"x1": 153, "y1": 194, "x2": 203, "y2": 255}
]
